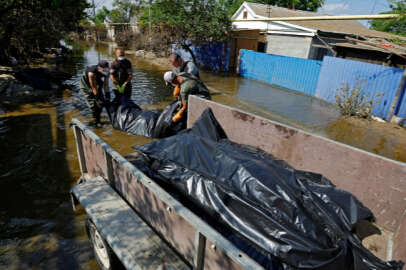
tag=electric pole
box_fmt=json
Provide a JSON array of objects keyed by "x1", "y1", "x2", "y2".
[
  {"x1": 92, "y1": 0, "x2": 96, "y2": 17},
  {"x1": 92, "y1": 0, "x2": 99, "y2": 43},
  {"x1": 148, "y1": 0, "x2": 152, "y2": 34}
]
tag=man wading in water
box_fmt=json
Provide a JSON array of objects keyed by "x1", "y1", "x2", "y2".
[
  {"x1": 80, "y1": 60, "x2": 110, "y2": 128},
  {"x1": 110, "y1": 47, "x2": 133, "y2": 102}
]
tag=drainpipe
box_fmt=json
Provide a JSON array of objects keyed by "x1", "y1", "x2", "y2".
[{"x1": 148, "y1": 1, "x2": 152, "y2": 34}]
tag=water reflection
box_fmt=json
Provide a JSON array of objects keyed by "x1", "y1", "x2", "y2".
[{"x1": 236, "y1": 78, "x2": 340, "y2": 128}]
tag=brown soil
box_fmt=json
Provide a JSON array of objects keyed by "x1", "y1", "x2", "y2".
[
  {"x1": 126, "y1": 50, "x2": 172, "y2": 71},
  {"x1": 146, "y1": 57, "x2": 172, "y2": 70},
  {"x1": 326, "y1": 116, "x2": 406, "y2": 162}
]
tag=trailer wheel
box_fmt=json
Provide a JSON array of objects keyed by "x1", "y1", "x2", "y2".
[{"x1": 86, "y1": 218, "x2": 123, "y2": 270}]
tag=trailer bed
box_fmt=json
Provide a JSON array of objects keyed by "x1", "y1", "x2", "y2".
[
  {"x1": 71, "y1": 118, "x2": 264, "y2": 270},
  {"x1": 72, "y1": 176, "x2": 189, "y2": 270},
  {"x1": 70, "y1": 96, "x2": 406, "y2": 269}
]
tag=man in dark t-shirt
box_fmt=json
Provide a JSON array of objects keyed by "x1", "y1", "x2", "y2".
[
  {"x1": 79, "y1": 60, "x2": 110, "y2": 127},
  {"x1": 110, "y1": 48, "x2": 133, "y2": 102}
]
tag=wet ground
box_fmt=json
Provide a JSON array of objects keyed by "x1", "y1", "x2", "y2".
[{"x1": 0, "y1": 41, "x2": 405, "y2": 270}]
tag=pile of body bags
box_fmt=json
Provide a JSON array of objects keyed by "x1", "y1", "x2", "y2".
[
  {"x1": 129, "y1": 108, "x2": 404, "y2": 270},
  {"x1": 105, "y1": 98, "x2": 185, "y2": 138}
]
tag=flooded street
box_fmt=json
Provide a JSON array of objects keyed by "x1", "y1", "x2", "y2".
[
  {"x1": 0, "y1": 41, "x2": 405, "y2": 270},
  {"x1": 0, "y1": 43, "x2": 164, "y2": 270}
]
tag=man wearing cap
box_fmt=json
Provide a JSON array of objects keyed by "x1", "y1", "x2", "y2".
[
  {"x1": 110, "y1": 48, "x2": 133, "y2": 102},
  {"x1": 169, "y1": 53, "x2": 200, "y2": 78},
  {"x1": 80, "y1": 60, "x2": 110, "y2": 127},
  {"x1": 164, "y1": 71, "x2": 210, "y2": 123}
]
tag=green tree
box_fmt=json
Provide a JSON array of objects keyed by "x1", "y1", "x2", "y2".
[
  {"x1": 139, "y1": 0, "x2": 233, "y2": 62},
  {"x1": 0, "y1": 0, "x2": 89, "y2": 64},
  {"x1": 108, "y1": 0, "x2": 143, "y2": 22},
  {"x1": 246, "y1": 0, "x2": 324, "y2": 12},
  {"x1": 91, "y1": 6, "x2": 111, "y2": 25},
  {"x1": 370, "y1": 0, "x2": 406, "y2": 37}
]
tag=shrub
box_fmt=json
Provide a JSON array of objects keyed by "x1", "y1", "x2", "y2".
[
  {"x1": 114, "y1": 28, "x2": 133, "y2": 47},
  {"x1": 335, "y1": 82, "x2": 383, "y2": 119},
  {"x1": 129, "y1": 27, "x2": 172, "y2": 56}
]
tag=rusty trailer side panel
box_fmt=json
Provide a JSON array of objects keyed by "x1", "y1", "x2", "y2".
[
  {"x1": 71, "y1": 119, "x2": 259, "y2": 270},
  {"x1": 111, "y1": 157, "x2": 197, "y2": 265},
  {"x1": 187, "y1": 95, "x2": 406, "y2": 263}
]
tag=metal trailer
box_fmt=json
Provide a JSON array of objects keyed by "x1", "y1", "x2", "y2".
[
  {"x1": 70, "y1": 96, "x2": 406, "y2": 270},
  {"x1": 69, "y1": 122, "x2": 265, "y2": 270}
]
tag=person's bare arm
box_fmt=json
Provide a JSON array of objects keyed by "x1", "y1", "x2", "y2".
[
  {"x1": 110, "y1": 73, "x2": 119, "y2": 85},
  {"x1": 110, "y1": 64, "x2": 119, "y2": 85},
  {"x1": 172, "y1": 101, "x2": 187, "y2": 122},
  {"x1": 88, "y1": 72, "x2": 98, "y2": 95}
]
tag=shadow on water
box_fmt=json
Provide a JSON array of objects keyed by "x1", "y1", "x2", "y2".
[{"x1": 0, "y1": 87, "x2": 96, "y2": 269}]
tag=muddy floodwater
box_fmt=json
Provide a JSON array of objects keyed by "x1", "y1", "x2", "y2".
[{"x1": 0, "y1": 42, "x2": 405, "y2": 270}]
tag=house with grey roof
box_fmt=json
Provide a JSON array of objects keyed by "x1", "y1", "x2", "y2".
[{"x1": 230, "y1": 2, "x2": 405, "y2": 68}]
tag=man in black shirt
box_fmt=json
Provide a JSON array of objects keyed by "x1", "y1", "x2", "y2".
[
  {"x1": 110, "y1": 48, "x2": 133, "y2": 102},
  {"x1": 79, "y1": 60, "x2": 110, "y2": 127}
]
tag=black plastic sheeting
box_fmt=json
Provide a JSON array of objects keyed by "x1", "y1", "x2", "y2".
[
  {"x1": 133, "y1": 108, "x2": 404, "y2": 270},
  {"x1": 106, "y1": 98, "x2": 185, "y2": 138}
]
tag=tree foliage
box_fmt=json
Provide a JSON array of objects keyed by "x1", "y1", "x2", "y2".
[
  {"x1": 108, "y1": 0, "x2": 144, "y2": 23},
  {"x1": 0, "y1": 0, "x2": 89, "y2": 64},
  {"x1": 370, "y1": 0, "x2": 406, "y2": 37},
  {"x1": 139, "y1": 0, "x2": 234, "y2": 61},
  {"x1": 246, "y1": 0, "x2": 324, "y2": 12},
  {"x1": 91, "y1": 6, "x2": 111, "y2": 25}
]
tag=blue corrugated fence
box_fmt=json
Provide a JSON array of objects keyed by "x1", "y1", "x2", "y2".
[
  {"x1": 315, "y1": 56, "x2": 405, "y2": 120},
  {"x1": 172, "y1": 42, "x2": 229, "y2": 72},
  {"x1": 238, "y1": 50, "x2": 406, "y2": 121},
  {"x1": 394, "y1": 78, "x2": 406, "y2": 120},
  {"x1": 239, "y1": 50, "x2": 322, "y2": 95}
]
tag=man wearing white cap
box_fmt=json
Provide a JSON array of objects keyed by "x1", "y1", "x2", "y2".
[
  {"x1": 164, "y1": 71, "x2": 210, "y2": 123},
  {"x1": 80, "y1": 60, "x2": 110, "y2": 127}
]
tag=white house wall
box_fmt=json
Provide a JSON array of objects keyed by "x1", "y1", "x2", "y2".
[
  {"x1": 233, "y1": 5, "x2": 259, "y2": 20},
  {"x1": 232, "y1": 3, "x2": 316, "y2": 37},
  {"x1": 232, "y1": 21, "x2": 311, "y2": 33},
  {"x1": 266, "y1": 34, "x2": 313, "y2": 58}
]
